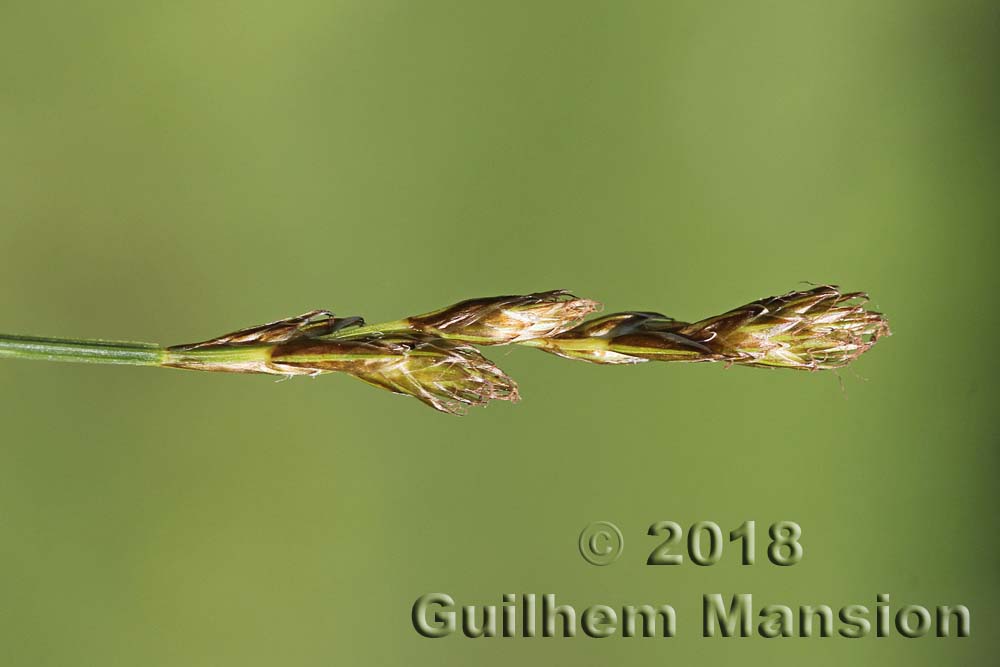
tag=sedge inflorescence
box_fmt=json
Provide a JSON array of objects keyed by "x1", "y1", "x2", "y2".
[{"x1": 164, "y1": 286, "x2": 890, "y2": 414}]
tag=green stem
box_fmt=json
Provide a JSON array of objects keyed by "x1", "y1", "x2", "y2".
[
  {"x1": 318, "y1": 319, "x2": 503, "y2": 346},
  {"x1": 0, "y1": 334, "x2": 165, "y2": 366},
  {"x1": 162, "y1": 345, "x2": 271, "y2": 368},
  {"x1": 318, "y1": 319, "x2": 413, "y2": 340}
]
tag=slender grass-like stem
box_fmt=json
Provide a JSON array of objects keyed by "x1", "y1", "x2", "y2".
[
  {"x1": 162, "y1": 344, "x2": 272, "y2": 370},
  {"x1": 0, "y1": 334, "x2": 164, "y2": 366},
  {"x1": 319, "y1": 319, "x2": 412, "y2": 340}
]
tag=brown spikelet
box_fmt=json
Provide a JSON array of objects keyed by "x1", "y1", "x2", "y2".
[
  {"x1": 529, "y1": 286, "x2": 891, "y2": 370},
  {"x1": 407, "y1": 290, "x2": 600, "y2": 344},
  {"x1": 681, "y1": 286, "x2": 891, "y2": 370},
  {"x1": 168, "y1": 310, "x2": 364, "y2": 351},
  {"x1": 270, "y1": 334, "x2": 519, "y2": 414}
]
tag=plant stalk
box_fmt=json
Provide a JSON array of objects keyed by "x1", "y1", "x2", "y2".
[
  {"x1": 0, "y1": 334, "x2": 165, "y2": 366},
  {"x1": 318, "y1": 319, "x2": 412, "y2": 340}
]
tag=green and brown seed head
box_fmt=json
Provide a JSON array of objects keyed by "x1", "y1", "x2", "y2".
[
  {"x1": 158, "y1": 286, "x2": 889, "y2": 414},
  {"x1": 527, "y1": 286, "x2": 890, "y2": 370},
  {"x1": 406, "y1": 289, "x2": 600, "y2": 344},
  {"x1": 523, "y1": 311, "x2": 713, "y2": 364},
  {"x1": 684, "y1": 286, "x2": 891, "y2": 370},
  {"x1": 166, "y1": 310, "x2": 365, "y2": 355},
  {"x1": 270, "y1": 334, "x2": 519, "y2": 414}
]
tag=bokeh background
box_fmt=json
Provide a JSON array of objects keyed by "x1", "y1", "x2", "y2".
[{"x1": 1, "y1": 1, "x2": 997, "y2": 665}]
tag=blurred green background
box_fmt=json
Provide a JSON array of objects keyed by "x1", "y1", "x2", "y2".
[{"x1": 1, "y1": 1, "x2": 997, "y2": 665}]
